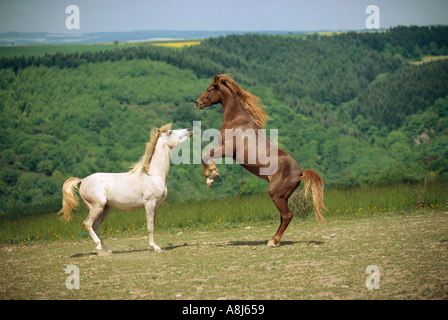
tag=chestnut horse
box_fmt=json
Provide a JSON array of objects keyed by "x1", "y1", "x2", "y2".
[{"x1": 194, "y1": 74, "x2": 327, "y2": 248}]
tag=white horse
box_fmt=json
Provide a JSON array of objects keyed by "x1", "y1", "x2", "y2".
[{"x1": 58, "y1": 124, "x2": 193, "y2": 256}]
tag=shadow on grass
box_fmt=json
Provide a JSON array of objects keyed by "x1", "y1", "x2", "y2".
[
  {"x1": 216, "y1": 240, "x2": 325, "y2": 247},
  {"x1": 69, "y1": 240, "x2": 326, "y2": 257},
  {"x1": 69, "y1": 242, "x2": 191, "y2": 258}
]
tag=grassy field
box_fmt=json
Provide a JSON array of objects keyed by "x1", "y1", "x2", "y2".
[
  {"x1": 410, "y1": 55, "x2": 448, "y2": 65},
  {"x1": 1, "y1": 210, "x2": 447, "y2": 300},
  {"x1": 153, "y1": 41, "x2": 200, "y2": 48},
  {"x1": 1, "y1": 182, "x2": 447, "y2": 300},
  {"x1": 1, "y1": 182, "x2": 446, "y2": 246}
]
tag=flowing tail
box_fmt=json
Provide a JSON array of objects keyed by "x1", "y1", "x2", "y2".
[
  {"x1": 297, "y1": 170, "x2": 327, "y2": 225},
  {"x1": 57, "y1": 177, "x2": 82, "y2": 222}
]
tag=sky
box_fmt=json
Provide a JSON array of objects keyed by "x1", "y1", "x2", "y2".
[{"x1": 0, "y1": 0, "x2": 447, "y2": 34}]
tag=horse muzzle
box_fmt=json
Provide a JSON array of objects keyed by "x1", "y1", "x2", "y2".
[{"x1": 194, "y1": 100, "x2": 205, "y2": 110}]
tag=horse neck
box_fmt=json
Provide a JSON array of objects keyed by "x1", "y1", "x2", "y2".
[
  {"x1": 220, "y1": 85, "x2": 249, "y2": 125},
  {"x1": 147, "y1": 139, "x2": 171, "y2": 180}
]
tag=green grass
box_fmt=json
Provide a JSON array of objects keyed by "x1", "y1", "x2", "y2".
[
  {"x1": 1, "y1": 210, "x2": 447, "y2": 299},
  {"x1": 323, "y1": 182, "x2": 447, "y2": 218},
  {"x1": 0, "y1": 194, "x2": 277, "y2": 245},
  {"x1": 1, "y1": 182, "x2": 447, "y2": 246}
]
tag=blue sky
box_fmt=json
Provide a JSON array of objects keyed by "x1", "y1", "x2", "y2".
[{"x1": 1, "y1": 0, "x2": 447, "y2": 34}]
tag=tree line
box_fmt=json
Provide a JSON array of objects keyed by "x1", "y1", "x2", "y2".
[{"x1": 1, "y1": 26, "x2": 447, "y2": 216}]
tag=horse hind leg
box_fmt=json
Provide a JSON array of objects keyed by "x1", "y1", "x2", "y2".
[
  {"x1": 92, "y1": 205, "x2": 112, "y2": 255},
  {"x1": 267, "y1": 178, "x2": 298, "y2": 248},
  {"x1": 267, "y1": 197, "x2": 293, "y2": 248},
  {"x1": 82, "y1": 203, "x2": 110, "y2": 256}
]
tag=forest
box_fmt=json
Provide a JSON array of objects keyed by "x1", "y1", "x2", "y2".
[{"x1": 1, "y1": 25, "x2": 447, "y2": 217}]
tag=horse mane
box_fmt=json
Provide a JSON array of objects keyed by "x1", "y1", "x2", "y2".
[
  {"x1": 131, "y1": 123, "x2": 172, "y2": 174},
  {"x1": 212, "y1": 74, "x2": 271, "y2": 128}
]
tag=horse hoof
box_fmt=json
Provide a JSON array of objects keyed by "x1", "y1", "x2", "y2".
[
  {"x1": 211, "y1": 172, "x2": 220, "y2": 183},
  {"x1": 206, "y1": 178, "x2": 214, "y2": 188},
  {"x1": 267, "y1": 240, "x2": 279, "y2": 248},
  {"x1": 96, "y1": 249, "x2": 113, "y2": 257}
]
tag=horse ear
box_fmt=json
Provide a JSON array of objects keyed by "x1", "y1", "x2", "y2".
[
  {"x1": 212, "y1": 74, "x2": 220, "y2": 84},
  {"x1": 156, "y1": 128, "x2": 161, "y2": 135}
]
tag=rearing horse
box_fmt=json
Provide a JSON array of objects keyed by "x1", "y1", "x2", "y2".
[{"x1": 194, "y1": 74, "x2": 327, "y2": 248}]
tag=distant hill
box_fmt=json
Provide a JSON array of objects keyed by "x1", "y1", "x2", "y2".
[
  {"x1": 0, "y1": 28, "x2": 394, "y2": 47},
  {"x1": 0, "y1": 30, "x2": 305, "y2": 46}
]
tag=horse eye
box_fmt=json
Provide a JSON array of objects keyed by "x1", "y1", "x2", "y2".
[{"x1": 169, "y1": 131, "x2": 172, "y2": 134}]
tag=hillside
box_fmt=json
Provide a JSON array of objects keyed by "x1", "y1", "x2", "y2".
[
  {"x1": 1, "y1": 26, "x2": 448, "y2": 216},
  {"x1": 351, "y1": 60, "x2": 448, "y2": 130}
]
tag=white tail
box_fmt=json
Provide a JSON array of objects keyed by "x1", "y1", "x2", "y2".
[{"x1": 57, "y1": 177, "x2": 82, "y2": 222}]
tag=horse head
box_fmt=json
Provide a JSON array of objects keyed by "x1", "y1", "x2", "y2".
[
  {"x1": 194, "y1": 74, "x2": 225, "y2": 110},
  {"x1": 158, "y1": 126, "x2": 193, "y2": 149}
]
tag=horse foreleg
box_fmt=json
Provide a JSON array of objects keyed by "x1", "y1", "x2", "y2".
[
  {"x1": 209, "y1": 160, "x2": 220, "y2": 183},
  {"x1": 202, "y1": 146, "x2": 225, "y2": 188},
  {"x1": 202, "y1": 158, "x2": 214, "y2": 188},
  {"x1": 145, "y1": 201, "x2": 162, "y2": 252}
]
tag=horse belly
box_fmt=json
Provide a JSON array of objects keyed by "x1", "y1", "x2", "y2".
[
  {"x1": 106, "y1": 188, "x2": 145, "y2": 210},
  {"x1": 107, "y1": 199, "x2": 143, "y2": 210},
  {"x1": 240, "y1": 164, "x2": 269, "y2": 181}
]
